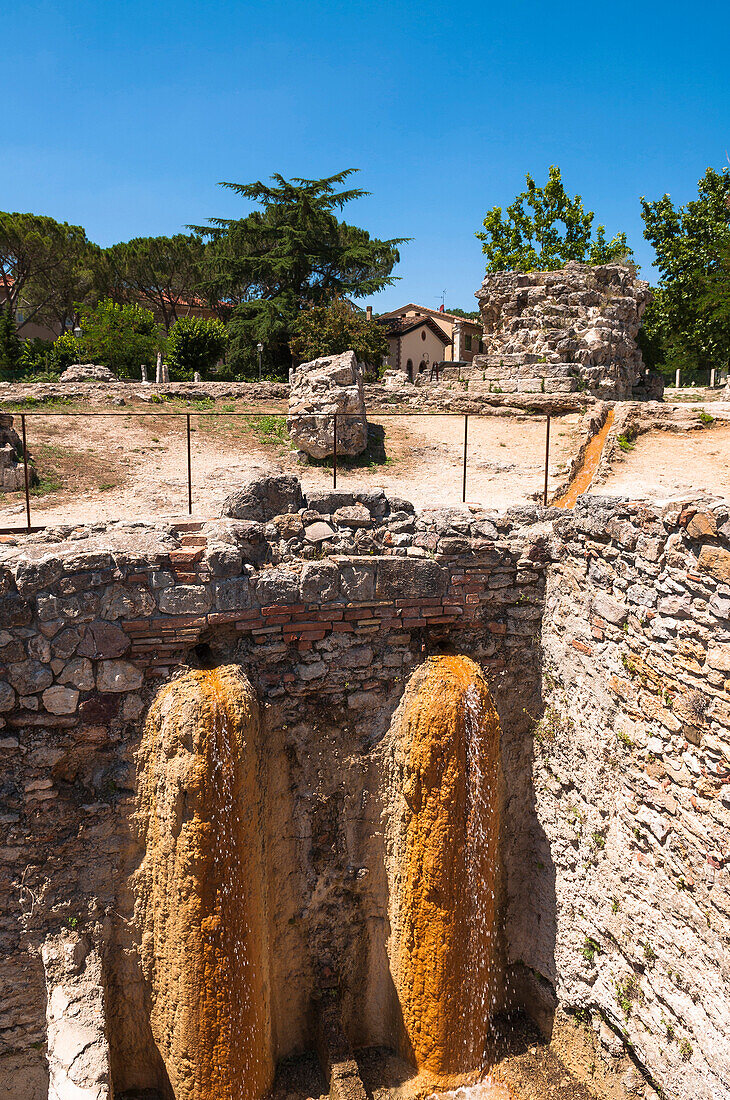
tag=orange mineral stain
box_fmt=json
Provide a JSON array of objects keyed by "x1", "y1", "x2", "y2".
[
  {"x1": 391, "y1": 656, "x2": 502, "y2": 1080},
  {"x1": 554, "y1": 408, "x2": 615, "y2": 509},
  {"x1": 136, "y1": 666, "x2": 273, "y2": 1100}
]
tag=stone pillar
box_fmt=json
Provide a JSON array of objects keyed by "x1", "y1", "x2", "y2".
[
  {"x1": 193, "y1": 371, "x2": 201, "y2": 382},
  {"x1": 453, "y1": 320, "x2": 463, "y2": 362},
  {"x1": 140, "y1": 364, "x2": 148, "y2": 383},
  {"x1": 156, "y1": 351, "x2": 163, "y2": 384},
  {"x1": 710, "y1": 368, "x2": 716, "y2": 388},
  {"x1": 41, "y1": 934, "x2": 112, "y2": 1100},
  {"x1": 675, "y1": 368, "x2": 681, "y2": 388}
]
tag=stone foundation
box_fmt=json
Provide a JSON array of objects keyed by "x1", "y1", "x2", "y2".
[{"x1": 0, "y1": 485, "x2": 728, "y2": 1099}]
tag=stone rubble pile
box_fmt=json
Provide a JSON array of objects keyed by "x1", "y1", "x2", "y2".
[
  {"x1": 472, "y1": 261, "x2": 656, "y2": 399},
  {"x1": 287, "y1": 350, "x2": 368, "y2": 459},
  {"x1": 59, "y1": 363, "x2": 119, "y2": 383}
]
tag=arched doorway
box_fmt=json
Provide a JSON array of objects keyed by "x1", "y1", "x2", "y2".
[{"x1": 406, "y1": 358, "x2": 414, "y2": 381}]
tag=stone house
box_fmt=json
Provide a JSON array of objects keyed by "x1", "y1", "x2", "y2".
[{"x1": 373, "y1": 303, "x2": 483, "y2": 380}]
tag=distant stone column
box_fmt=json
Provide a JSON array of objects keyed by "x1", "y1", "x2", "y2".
[
  {"x1": 710, "y1": 368, "x2": 716, "y2": 388},
  {"x1": 141, "y1": 364, "x2": 148, "y2": 383},
  {"x1": 675, "y1": 368, "x2": 681, "y2": 388},
  {"x1": 156, "y1": 352, "x2": 163, "y2": 384},
  {"x1": 453, "y1": 320, "x2": 463, "y2": 362},
  {"x1": 194, "y1": 372, "x2": 201, "y2": 382}
]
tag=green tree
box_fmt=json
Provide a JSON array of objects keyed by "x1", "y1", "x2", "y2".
[
  {"x1": 477, "y1": 166, "x2": 633, "y2": 272},
  {"x1": 0, "y1": 303, "x2": 22, "y2": 379},
  {"x1": 166, "y1": 315, "x2": 228, "y2": 379},
  {"x1": 0, "y1": 212, "x2": 96, "y2": 333},
  {"x1": 289, "y1": 298, "x2": 389, "y2": 376},
  {"x1": 641, "y1": 166, "x2": 730, "y2": 377},
  {"x1": 63, "y1": 299, "x2": 160, "y2": 378},
  {"x1": 105, "y1": 235, "x2": 207, "y2": 333},
  {"x1": 193, "y1": 170, "x2": 406, "y2": 376}
]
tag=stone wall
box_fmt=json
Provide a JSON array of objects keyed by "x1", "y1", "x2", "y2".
[
  {"x1": 470, "y1": 262, "x2": 653, "y2": 399},
  {"x1": 523, "y1": 496, "x2": 730, "y2": 1100},
  {"x1": 0, "y1": 488, "x2": 547, "y2": 1099},
  {"x1": 0, "y1": 484, "x2": 728, "y2": 1100}
]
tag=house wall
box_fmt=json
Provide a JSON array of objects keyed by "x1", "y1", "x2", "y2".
[{"x1": 397, "y1": 326, "x2": 449, "y2": 378}]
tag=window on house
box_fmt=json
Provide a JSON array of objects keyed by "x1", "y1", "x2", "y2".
[
  {"x1": 421, "y1": 330, "x2": 427, "y2": 341},
  {"x1": 464, "y1": 334, "x2": 473, "y2": 350}
]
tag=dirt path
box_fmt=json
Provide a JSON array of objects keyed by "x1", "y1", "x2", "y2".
[{"x1": 0, "y1": 407, "x2": 585, "y2": 527}]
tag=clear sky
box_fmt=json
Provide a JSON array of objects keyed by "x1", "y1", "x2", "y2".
[{"x1": 4, "y1": 0, "x2": 729, "y2": 312}]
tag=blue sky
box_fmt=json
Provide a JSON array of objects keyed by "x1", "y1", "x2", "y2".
[{"x1": 4, "y1": 0, "x2": 729, "y2": 312}]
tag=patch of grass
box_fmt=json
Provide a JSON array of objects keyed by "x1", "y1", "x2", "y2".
[
  {"x1": 615, "y1": 974, "x2": 643, "y2": 1019},
  {"x1": 582, "y1": 937, "x2": 601, "y2": 965},
  {"x1": 5, "y1": 395, "x2": 76, "y2": 412},
  {"x1": 611, "y1": 897, "x2": 620, "y2": 914},
  {"x1": 591, "y1": 831, "x2": 606, "y2": 851},
  {"x1": 698, "y1": 409, "x2": 714, "y2": 426},
  {"x1": 99, "y1": 481, "x2": 118, "y2": 491},
  {"x1": 617, "y1": 433, "x2": 636, "y2": 453},
  {"x1": 616, "y1": 729, "x2": 634, "y2": 749},
  {"x1": 246, "y1": 414, "x2": 291, "y2": 448},
  {"x1": 643, "y1": 942, "x2": 657, "y2": 964},
  {"x1": 679, "y1": 1038, "x2": 692, "y2": 1061}
]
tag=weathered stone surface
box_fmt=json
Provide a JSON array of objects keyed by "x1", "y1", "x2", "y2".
[
  {"x1": 58, "y1": 658, "x2": 95, "y2": 691},
  {"x1": 42, "y1": 685, "x2": 79, "y2": 715},
  {"x1": 300, "y1": 561, "x2": 341, "y2": 603},
  {"x1": 60, "y1": 363, "x2": 118, "y2": 383},
  {"x1": 42, "y1": 934, "x2": 112, "y2": 1100},
  {"x1": 375, "y1": 557, "x2": 447, "y2": 598},
  {"x1": 305, "y1": 521, "x2": 335, "y2": 543},
  {"x1": 135, "y1": 667, "x2": 274, "y2": 1100},
  {"x1": 252, "y1": 567, "x2": 300, "y2": 605},
  {"x1": 8, "y1": 659, "x2": 53, "y2": 695},
  {"x1": 222, "y1": 474, "x2": 303, "y2": 521},
  {"x1": 158, "y1": 585, "x2": 212, "y2": 615},
  {"x1": 77, "y1": 621, "x2": 130, "y2": 659},
  {"x1": 287, "y1": 351, "x2": 367, "y2": 458},
  {"x1": 334, "y1": 504, "x2": 372, "y2": 529},
  {"x1": 473, "y1": 262, "x2": 653, "y2": 399},
  {"x1": 96, "y1": 660, "x2": 143, "y2": 693},
  {"x1": 0, "y1": 681, "x2": 15, "y2": 712},
  {"x1": 384, "y1": 656, "x2": 501, "y2": 1075},
  {"x1": 698, "y1": 544, "x2": 730, "y2": 581}
]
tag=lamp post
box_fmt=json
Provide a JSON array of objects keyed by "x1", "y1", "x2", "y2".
[
  {"x1": 257, "y1": 342, "x2": 263, "y2": 383},
  {"x1": 73, "y1": 326, "x2": 82, "y2": 340}
]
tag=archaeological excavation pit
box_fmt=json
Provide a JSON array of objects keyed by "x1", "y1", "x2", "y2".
[{"x1": 1, "y1": 476, "x2": 729, "y2": 1100}]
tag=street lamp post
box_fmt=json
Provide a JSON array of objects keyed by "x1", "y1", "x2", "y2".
[{"x1": 257, "y1": 342, "x2": 263, "y2": 383}]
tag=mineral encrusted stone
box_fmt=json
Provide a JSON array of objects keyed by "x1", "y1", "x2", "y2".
[
  {"x1": 222, "y1": 473, "x2": 303, "y2": 521},
  {"x1": 287, "y1": 350, "x2": 367, "y2": 458},
  {"x1": 474, "y1": 262, "x2": 653, "y2": 399}
]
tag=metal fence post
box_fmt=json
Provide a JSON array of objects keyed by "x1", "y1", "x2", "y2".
[
  {"x1": 543, "y1": 414, "x2": 551, "y2": 506},
  {"x1": 21, "y1": 413, "x2": 31, "y2": 531},
  {"x1": 462, "y1": 414, "x2": 468, "y2": 503},
  {"x1": 333, "y1": 412, "x2": 338, "y2": 489},
  {"x1": 186, "y1": 413, "x2": 192, "y2": 515}
]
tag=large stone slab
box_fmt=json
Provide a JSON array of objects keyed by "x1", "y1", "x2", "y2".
[{"x1": 287, "y1": 350, "x2": 367, "y2": 458}]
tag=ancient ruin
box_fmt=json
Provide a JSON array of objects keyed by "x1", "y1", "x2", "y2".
[
  {"x1": 1, "y1": 477, "x2": 729, "y2": 1100},
  {"x1": 0, "y1": 413, "x2": 27, "y2": 491},
  {"x1": 463, "y1": 262, "x2": 656, "y2": 399},
  {"x1": 288, "y1": 350, "x2": 368, "y2": 459}
]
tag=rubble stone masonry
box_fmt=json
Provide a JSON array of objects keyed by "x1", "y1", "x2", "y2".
[{"x1": 0, "y1": 485, "x2": 728, "y2": 1100}]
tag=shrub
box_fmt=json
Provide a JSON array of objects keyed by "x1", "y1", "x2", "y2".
[
  {"x1": 166, "y1": 315, "x2": 228, "y2": 380},
  {"x1": 63, "y1": 299, "x2": 160, "y2": 378},
  {"x1": 289, "y1": 298, "x2": 389, "y2": 379},
  {"x1": 0, "y1": 304, "x2": 21, "y2": 379}
]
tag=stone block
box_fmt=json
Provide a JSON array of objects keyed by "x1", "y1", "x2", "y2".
[
  {"x1": 158, "y1": 586, "x2": 212, "y2": 615},
  {"x1": 42, "y1": 685, "x2": 79, "y2": 715},
  {"x1": 375, "y1": 558, "x2": 447, "y2": 599},
  {"x1": 96, "y1": 661, "x2": 143, "y2": 693}
]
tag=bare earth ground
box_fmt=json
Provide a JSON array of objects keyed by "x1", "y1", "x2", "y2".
[
  {"x1": 600, "y1": 421, "x2": 730, "y2": 502},
  {"x1": 2, "y1": 393, "x2": 730, "y2": 530},
  {"x1": 0, "y1": 398, "x2": 584, "y2": 527}
]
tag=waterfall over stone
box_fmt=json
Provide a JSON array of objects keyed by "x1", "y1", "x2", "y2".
[
  {"x1": 385, "y1": 655, "x2": 502, "y2": 1080},
  {"x1": 135, "y1": 666, "x2": 274, "y2": 1100}
]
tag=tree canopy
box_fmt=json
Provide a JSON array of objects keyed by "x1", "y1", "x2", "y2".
[
  {"x1": 289, "y1": 298, "x2": 389, "y2": 374},
  {"x1": 477, "y1": 166, "x2": 632, "y2": 272},
  {"x1": 640, "y1": 166, "x2": 730, "y2": 376},
  {"x1": 0, "y1": 212, "x2": 97, "y2": 333},
  {"x1": 105, "y1": 234, "x2": 207, "y2": 333},
  {"x1": 193, "y1": 170, "x2": 406, "y2": 374}
]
